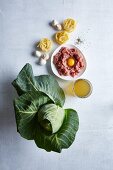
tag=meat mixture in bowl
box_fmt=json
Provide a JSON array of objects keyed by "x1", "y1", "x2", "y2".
[{"x1": 53, "y1": 47, "x2": 84, "y2": 77}]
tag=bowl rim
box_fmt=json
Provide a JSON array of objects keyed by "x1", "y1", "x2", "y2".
[{"x1": 51, "y1": 43, "x2": 87, "y2": 81}]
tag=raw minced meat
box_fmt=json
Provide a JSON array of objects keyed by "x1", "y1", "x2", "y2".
[{"x1": 53, "y1": 47, "x2": 84, "y2": 77}]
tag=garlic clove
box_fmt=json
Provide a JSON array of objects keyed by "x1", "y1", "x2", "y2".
[
  {"x1": 55, "y1": 24, "x2": 62, "y2": 31},
  {"x1": 35, "y1": 50, "x2": 42, "y2": 58},
  {"x1": 39, "y1": 58, "x2": 47, "y2": 65},
  {"x1": 42, "y1": 53, "x2": 50, "y2": 60},
  {"x1": 51, "y1": 20, "x2": 59, "y2": 27}
]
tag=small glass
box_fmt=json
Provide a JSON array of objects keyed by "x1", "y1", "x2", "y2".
[{"x1": 73, "y1": 79, "x2": 93, "y2": 98}]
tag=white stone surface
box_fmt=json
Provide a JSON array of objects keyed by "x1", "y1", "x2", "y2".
[{"x1": 0, "y1": 0, "x2": 113, "y2": 170}]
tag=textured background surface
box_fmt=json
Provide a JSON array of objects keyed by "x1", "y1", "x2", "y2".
[{"x1": 0, "y1": 0, "x2": 113, "y2": 170}]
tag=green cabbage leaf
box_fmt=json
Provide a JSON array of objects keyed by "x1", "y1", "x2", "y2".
[{"x1": 12, "y1": 63, "x2": 79, "y2": 153}]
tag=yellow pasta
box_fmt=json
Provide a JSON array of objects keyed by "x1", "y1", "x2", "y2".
[
  {"x1": 63, "y1": 18, "x2": 77, "y2": 32},
  {"x1": 38, "y1": 38, "x2": 52, "y2": 52},
  {"x1": 55, "y1": 31, "x2": 69, "y2": 44}
]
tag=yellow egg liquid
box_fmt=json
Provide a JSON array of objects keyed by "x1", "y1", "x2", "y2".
[{"x1": 74, "y1": 79, "x2": 92, "y2": 98}]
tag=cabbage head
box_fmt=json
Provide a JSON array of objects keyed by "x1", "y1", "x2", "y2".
[{"x1": 12, "y1": 63, "x2": 79, "y2": 153}]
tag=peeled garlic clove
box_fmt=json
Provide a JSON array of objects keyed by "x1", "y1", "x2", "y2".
[
  {"x1": 51, "y1": 20, "x2": 59, "y2": 27},
  {"x1": 42, "y1": 53, "x2": 50, "y2": 60},
  {"x1": 35, "y1": 50, "x2": 42, "y2": 58},
  {"x1": 39, "y1": 58, "x2": 47, "y2": 65},
  {"x1": 55, "y1": 24, "x2": 62, "y2": 31}
]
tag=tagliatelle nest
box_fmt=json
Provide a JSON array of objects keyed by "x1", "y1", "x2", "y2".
[
  {"x1": 63, "y1": 18, "x2": 77, "y2": 32},
  {"x1": 55, "y1": 31, "x2": 69, "y2": 45},
  {"x1": 38, "y1": 38, "x2": 52, "y2": 52}
]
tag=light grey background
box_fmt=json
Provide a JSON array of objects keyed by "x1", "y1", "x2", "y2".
[{"x1": 0, "y1": 0, "x2": 113, "y2": 170}]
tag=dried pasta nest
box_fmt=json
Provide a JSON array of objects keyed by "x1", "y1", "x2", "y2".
[
  {"x1": 63, "y1": 18, "x2": 77, "y2": 32},
  {"x1": 55, "y1": 31, "x2": 69, "y2": 45},
  {"x1": 38, "y1": 38, "x2": 52, "y2": 52}
]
